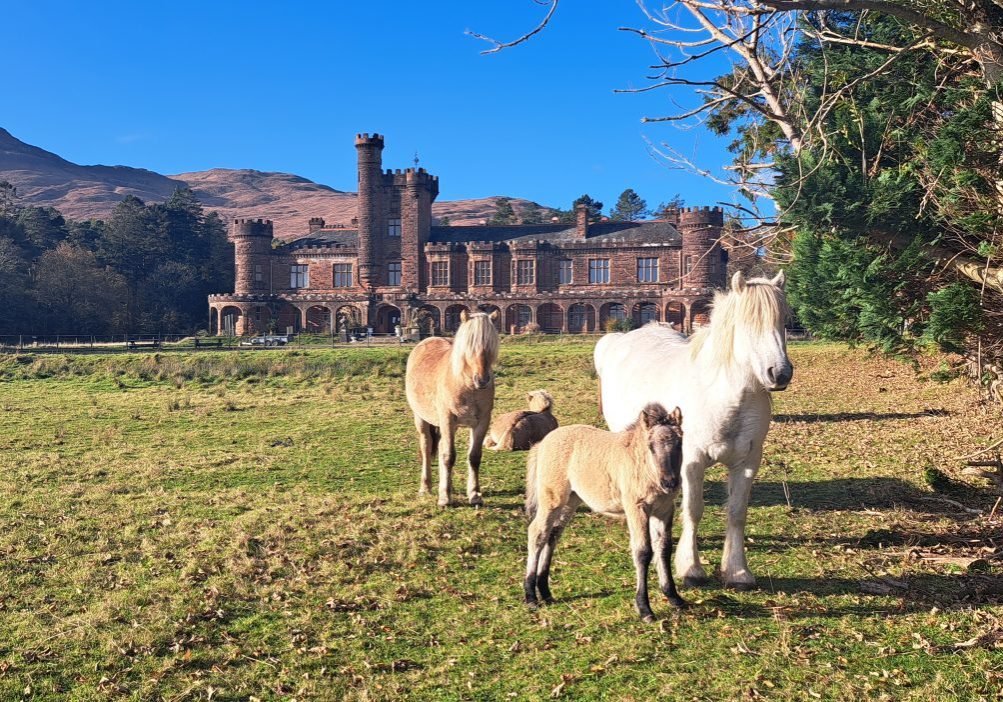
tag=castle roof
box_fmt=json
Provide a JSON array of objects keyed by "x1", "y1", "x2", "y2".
[{"x1": 281, "y1": 219, "x2": 681, "y2": 251}]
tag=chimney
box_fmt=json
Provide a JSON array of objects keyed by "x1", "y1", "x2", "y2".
[
  {"x1": 575, "y1": 203, "x2": 589, "y2": 239},
  {"x1": 308, "y1": 217, "x2": 325, "y2": 232}
]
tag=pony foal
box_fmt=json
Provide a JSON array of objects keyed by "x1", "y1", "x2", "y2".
[
  {"x1": 405, "y1": 308, "x2": 499, "y2": 507},
  {"x1": 483, "y1": 390, "x2": 558, "y2": 451},
  {"x1": 524, "y1": 403, "x2": 686, "y2": 622}
]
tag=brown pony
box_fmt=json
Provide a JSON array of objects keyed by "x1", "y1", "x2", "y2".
[
  {"x1": 483, "y1": 390, "x2": 558, "y2": 451},
  {"x1": 524, "y1": 403, "x2": 685, "y2": 621},
  {"x1": 405, "y1": 308, "x2": 500, "y2": 507}
]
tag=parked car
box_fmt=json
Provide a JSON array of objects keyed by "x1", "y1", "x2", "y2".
[{"x1": 239, "y1": 335, "x2": 290, "y2": 347}]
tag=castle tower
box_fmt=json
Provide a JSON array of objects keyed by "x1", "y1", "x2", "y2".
[
  {"x1": 355, "y1": 133, "x2": 385, "y2": 289},
  {"x1": 231, "y1": 218, "x2": 274, "y2": 295},
  {"x1": 401, "y1": 167, "x2": 438, "y2": 291},
  {"x1": 678, "y1": 206, "x2": 723, "y2": 288}
]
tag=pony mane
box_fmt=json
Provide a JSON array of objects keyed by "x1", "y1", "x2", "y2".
[
  {"x1": 451, "y1": 312, "x2": 499, "y2": 377},
  {"x1": 689, "y1": 278, "x2": 789, "y2": 368}
]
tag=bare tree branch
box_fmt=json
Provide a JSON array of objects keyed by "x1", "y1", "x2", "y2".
[{"x1": 467, "y1": 0, "x2": 559, "y2": 55}]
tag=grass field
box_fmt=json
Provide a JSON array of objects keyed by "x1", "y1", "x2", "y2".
[{"x1": 1, "y1": 339, "x2": 1002, "y2": 701}]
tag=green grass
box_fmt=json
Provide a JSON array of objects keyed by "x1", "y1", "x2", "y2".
[{"x1": 1, "y1": 339, "x2": 1002, "y2": 700}]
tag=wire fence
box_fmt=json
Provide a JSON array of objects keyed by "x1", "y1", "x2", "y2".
[{"x1": 0, "y1": 328, "x2": 814, "y2": 354}]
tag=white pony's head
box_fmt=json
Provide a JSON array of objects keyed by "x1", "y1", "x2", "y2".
[
  {"x1": 451, "y1": 308, "x2": 500, "y2": 390},
  {"x1": 692, "y1": 270, "x2": 793, "y2": 391}
]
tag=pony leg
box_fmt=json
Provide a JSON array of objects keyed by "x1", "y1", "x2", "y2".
[
  {"x1": 414, "y1": 416, "x2": 435, "y2": 496},
  {"x1": 721, "y1": 449, "x2": 762, "y2": 590},
  {"x1": 436, "y1": 416, "x2": 457, "y2": 508},
  {"x1": 466, "y1": 421, "x2": 489, "y2": 506},
  {"x1": 650, "y1": 504, "x2": 686, "y2": 609},
  {"x1": 535, "y1": 495, "x2": 580, "y2": 604},
  {"x1": 675, "y1": 459, "x2": 708, "y2": 587},
  {"x1": 524, "y1": 508, "x2": 556, "y2": 608},
  {"x1": 626, "y1": 506, "x2": 656, "y2": 622}
]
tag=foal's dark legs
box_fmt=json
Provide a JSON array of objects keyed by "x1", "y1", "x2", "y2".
[
  {"x1": 651, "y1": 507, "x2": 687, "y2": 609},
  {"x1": 626, "y1": 507, "x2": 656, "y2": 622},
  {"x1": 534, "y1": 499, "x2": 579, "y2": 603}
]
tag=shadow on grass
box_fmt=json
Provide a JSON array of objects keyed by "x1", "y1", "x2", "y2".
[
  {"x1": 774, "y1": 409, "x2": 949, "y2": 423},
  {"x1": 706, "y1": 477, "x2": 982, "y2": 517}
]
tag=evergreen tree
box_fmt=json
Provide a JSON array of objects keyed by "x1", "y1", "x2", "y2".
[
  {"x1": 654, "y1": 195, "x2": 685, "y2": 219},
  {"x1": 572, "y1": 194, "x2": 603, "y2": 221},
  {"x1": 488, "y1": 197, "x2": 518, "y2": 225},
  {"x1": 520, "y1": 202, "x2": 546, "y2": 224},
  {"x1": 609, "y1": 189, "x2": 649, "y2": 221},
  {"x1": 436, "y1": 216, "x2": 451, "y2": 227}
]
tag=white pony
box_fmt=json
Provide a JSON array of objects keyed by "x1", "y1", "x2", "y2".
[{"x1": 594, "y1": 271, "x2": 792, "y2": 590}]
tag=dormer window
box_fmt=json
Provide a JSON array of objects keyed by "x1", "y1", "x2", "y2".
[{"x1": 388, "y1": 218, "x2": 402, "y2": 236}]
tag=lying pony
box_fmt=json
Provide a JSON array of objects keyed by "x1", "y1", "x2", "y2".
[{"x1": 483, "y1": 390, "x2": 558, "y2": 451}]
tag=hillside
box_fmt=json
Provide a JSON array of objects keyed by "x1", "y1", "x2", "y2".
[{"x1": 0, "y1": 128, "x2": 549, "y2": 237}]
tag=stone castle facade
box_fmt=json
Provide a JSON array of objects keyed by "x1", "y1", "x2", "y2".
[{"x1": 208, "y1": 133, "x2": 727, "y2": 336}]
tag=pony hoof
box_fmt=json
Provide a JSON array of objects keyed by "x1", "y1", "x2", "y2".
[
  {"x1": 682, "y1": 574, "x2": 710, "y2": 588},
  {"x1": 668, "y1": 596, "x2": 688, "y2": 609},
  {"x1": 641, "y1": 614, "x2": 657, "y2": 623},
  {"x1": 437, "y1": 497, "x2": 452, "y2": 508},
  {"x1": 724, "y1": 579, "x2": 757, "y2": 592},
  {"x1": 468, "y1": 493, "x2": 484, "y2": 507},
  {"x1": 525, "y1": 599, "x2": 539, "y2": 611}
]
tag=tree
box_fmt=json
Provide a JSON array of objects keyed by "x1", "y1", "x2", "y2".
[
  {"x1": 654, "y1": 195, "x2": 685, "y2": 219},
  {"x1": 33, "y1": 244, "x2": 128, "y2": 334},
  {"x1": 609, "y1": 189, "x2": 649, "y2": 221},
  {"x1": 437, "y1": 216, "x2": 451, "y2": 227},
  {"x1": 488, "y1": 197, "x2": 518, "y2": 225},
  {"x1": 572, "y1": 194, "x2": 603, "y2": 221},
  {"x1": 520, "y1": 202, "x2": 546, "y2": 224}
]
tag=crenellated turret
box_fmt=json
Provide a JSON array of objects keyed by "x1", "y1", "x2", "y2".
[
  {"x1": 678, "y1": 206, "x2": 723, "y2": 287},
  {"x1": 355, "y1": 133, "x2": 384, "y2": 288},
  {"x1": 231, "y1": 218, "x2": 273, "y2": 294}
]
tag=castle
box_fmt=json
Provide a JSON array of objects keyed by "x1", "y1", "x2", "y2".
[{"x1": 208, "y1": 134, "x2": 727, "y2": 337}]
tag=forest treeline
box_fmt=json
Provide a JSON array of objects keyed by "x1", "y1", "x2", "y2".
[{"x1": 0, "y1": 183, "x2": 233, "y2": 336}]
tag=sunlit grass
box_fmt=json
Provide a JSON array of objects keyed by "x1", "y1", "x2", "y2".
[{"x1": 1, "y1": 340, "x2": 1001, "y2": 700}]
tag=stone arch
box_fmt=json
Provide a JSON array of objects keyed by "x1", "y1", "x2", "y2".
[
  {"x1": 633, "y1": 301, "x2": 660, "y2": 327},
  {"x1": 665, "y1": 301, "x2": 685, "y2": 330},
  {"x1": 444, "y1": 304, "x2": 470, "y2": 333},
  {"x1": 335, "y1": 305, "x2": 362, "y2": 332},
  {"x1": 537, "y1": 303, "x2": 563, "y2": 334},
  {"x1": 275, "y1": 305, "x2": 302, "y2": 334},
  {"x1": 220, "y1": 306, "x2": 242, "y2": 336},
  {"x1": 476, "y1": 304, "x2": 503, "y2": 331},
  {"x1": 374, "y1": 304, "x2": 402, "y2": 334},
  {"x1": 691, "y1": 299, "x2": 712, "y2": 330},
  {"x1": 209, "y1": 307, "x2": 219, "y2": 335},
  {"x1": 506, "y1": 304, "x2": 533, "y2": 334},
  {"x1": 599, "y1": 302, "x2": 627, "y2": 330},
  {"x1": 416, "y1": 305, "x2": 441, "y2": 337},
  {"x1": 306, "y1": 305, "x2": 332, "y2": 334},
  {"x1": 568, "y1": 303, "x2": 595, "y2": 333}
]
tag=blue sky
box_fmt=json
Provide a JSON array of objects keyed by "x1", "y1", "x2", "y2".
[{"x1": 3, "y1": 1, "x2": 737, "y2": 213}]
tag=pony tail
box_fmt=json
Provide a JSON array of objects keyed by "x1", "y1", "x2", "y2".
[{"x1": 525, "y1": 445, "x2": 540, "y2": 522}]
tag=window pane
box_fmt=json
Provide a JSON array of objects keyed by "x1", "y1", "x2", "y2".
[
  {"x1": 388, "y1": 262, "x2": 401, "y2": 286},
  {"x1": 333, "y1": 263, "x2": 353, "y2": 287},
  {"x1": 516, "y1": 260, "x2": 535, "y2": 285},
  {"x1": 637, "y1": 257, "x2": 659, "y2": 283},
  {"x1": 432, "y1": 261, "x2": 449, "y2": 286},
  {"x1": 559, "y1": 260, "x2": 573, "y2": 285},
  {"x1": 474, "y1": 260, "x2": 492, "y2": 286},
  {"x1": 589, "y1": 259, "x2": 610, "y2": 284},
  {"x1": 388, "y1": 218, "x2": 401, "y2": 236}
]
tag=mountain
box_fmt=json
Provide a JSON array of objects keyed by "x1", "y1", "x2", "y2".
[{"x1": 0, "y1": 128, "x2": 551, "y2": 238}]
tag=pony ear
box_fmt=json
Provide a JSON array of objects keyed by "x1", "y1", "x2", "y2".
[
  {"x1": 460, "y1": 308, "x2": 470, "y2": 323},
  {"x1": 669, "y1": 406, "x2": 683, "y2": 426},
  {"x1": 489, "y1": 309, "x2": 500, "y2": 320},
  {"x1": 640, "y1": 403, "x2": 668, "y2": 429},
  {"x1": 731, "y1": 271, "x2": 747, "y2": 293},
  {"x1": 771, "y1": 270, "x2": 786, "y2": 290}
]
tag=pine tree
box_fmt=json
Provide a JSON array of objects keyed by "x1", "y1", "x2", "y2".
[
  {"x1": 520, "y1": 202, "x2": 545, "y2": 224},
  {"x1": 488, "y1": 197, "x2": 518, "y2": 225},
  {"x1": 654, "y1": 195, "x2": 685, "y2": 219},
  {"x1": 572, "y1": 194, "x2": 603, "y2": 221},
  {"x1": 609, "y1": 189, "x2": 649, "y2": 221}
]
